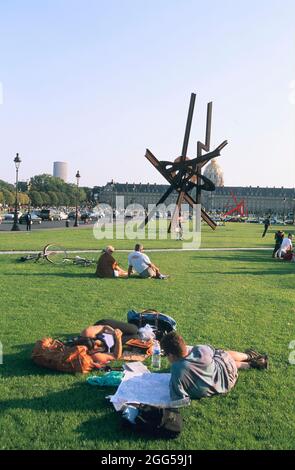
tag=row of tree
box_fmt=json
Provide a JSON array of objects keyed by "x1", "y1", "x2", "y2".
[
  {"x1": 0, "y1": 189, "x2": 30, "y2": 206},
  {"x1": 0, "y1": 174, "x2": 92, "y2": 208}
]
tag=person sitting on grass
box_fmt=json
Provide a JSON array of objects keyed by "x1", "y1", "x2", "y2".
[
  {"x1": 277, "y1": 233, "x2": 293, "y2": 260},
  {"x1": 160, "y1": 332, "x2": 268, "y2": 401},
  {"x1": 95, "y1": 245, "x2": 128, "y2": 278},
  {"x1": 127, "y1": 243, "x2": 168, "y2": 279}
]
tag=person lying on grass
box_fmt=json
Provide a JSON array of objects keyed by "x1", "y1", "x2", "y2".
[
  {"x1": 68, "y1": 319, "x2": 139, "y2": 364},
  {"x1": 160, "y1": 332, "x2": 268, "y2": 401},
  {"x1": 95, "y1": 245, "x2": 128, "y2": 278},
  {"x1": 128, "y1": 243, "x2": 168, "y2": 279}
]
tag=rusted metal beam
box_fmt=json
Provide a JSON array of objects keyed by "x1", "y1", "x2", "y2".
[{"x1": 181, "y1": 93, "x2": 196, "y2": 159}]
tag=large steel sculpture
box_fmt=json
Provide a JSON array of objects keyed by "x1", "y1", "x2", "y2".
[
  {"x1": 142, "y1": 92, "x2": 228, "y2": 232},
  {"x1": 224, "y1": 191, "x2": 248, "y2": 218}
]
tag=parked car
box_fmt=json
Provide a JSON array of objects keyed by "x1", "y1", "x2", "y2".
[
  {"x1": 225, "y1": 216, "x2": 243, "y2": 222},
  {"x1": 247, "y1": 218, "x2": 260, "y2": 224},
  {"x1": 60, "y1": 211, "x2": 68, "y2": 220},
  {"x1": 4, "y1": 213, "x2": 15, "y2": 221},
  {"x1": 67, "y1": 211, "x2": 81, "y2": 220},
  {"x1": 52, "y1": 211, "x2": 68, "y2": 221},
  {"x1": 38, "y1": 209, "x2": 55, "y2": 221},
  {"x1": 37, "y1": 209, "x2": 66, "y2": 221},
  {"x1": 19, "y1": 213, "x2": 42, "y2": 224},
  {"x1": 80, "y1": 211, "x2": 99, "y2": 222}
]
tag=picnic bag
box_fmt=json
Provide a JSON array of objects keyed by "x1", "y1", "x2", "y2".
[
  {"x1": 127, "y1": 309, "x2": 176, "y2": 340},
  {"x1": 32, "y1": 337, "x2": 98, "y2": 374},
  {"x1": 122, "y1": 405, "x2": 183, "y2": 438}
]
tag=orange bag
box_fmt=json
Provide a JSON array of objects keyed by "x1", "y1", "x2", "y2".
[
  {"x1": 124, "y1": 338, "x2": 154, "y2": 357},
  {"x1": 32, "y1": 338, "x2": 99, "y2": 374}
]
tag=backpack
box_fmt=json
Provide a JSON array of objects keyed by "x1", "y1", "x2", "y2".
[
  {"x1": 32, "y1": 338, "x2": 100, "y2": 374},
  {"x1": 283, "y1": 251, "x2": 293, "y2": 261},
  {"x1": 122, "y1": 405, "x2": 183, "y2": 439},
  {"x1": 127, "y1": 310, "x2": 177, "y2": 340}
]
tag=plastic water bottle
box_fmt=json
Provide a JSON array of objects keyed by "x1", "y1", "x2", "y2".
[{"x1": 151, "y1": 340, "x2": 161, "y2": 369}]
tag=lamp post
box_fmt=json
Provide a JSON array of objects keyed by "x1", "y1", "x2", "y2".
[
  {"x1": 74, "y1": 170, "x2": 81, "y2": 227},
  {"x1": 27, "y1": 180, "x2": 31, "y2": 213},
  {"x1": 293, "y1": 197, "x2": 295, "y2": 225},
  {"x1": 11, "y1": 153, "x2": 21, "y2": 231},
  {"x1": 283, "y1": 197, "x2": 286, "y2": 221},
  {"x1": 111, "y1": 181, "x2": 114, "y2": 209}
]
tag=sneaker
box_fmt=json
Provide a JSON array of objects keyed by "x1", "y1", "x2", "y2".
[
  {"x1": 250, "y1": 355, "x2": 269, "y2": 370},
  {"x1": 244, "y1": 348, "x2": 263, "y2": 361},
  {"x1": 158, "y1": 274, "x2": 169, "y2": 280}
]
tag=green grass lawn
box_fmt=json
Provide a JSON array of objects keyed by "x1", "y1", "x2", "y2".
[
  {"x1": 0, "y1": 221, "x2": 290, "y2": 251},
  {"x1": 0, "y1": 225, "x2": 295, "y2": 450}
]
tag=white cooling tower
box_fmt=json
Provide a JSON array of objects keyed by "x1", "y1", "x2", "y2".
[{"x1": 53, "y1": 162, "x2": 68, "y2": 182}]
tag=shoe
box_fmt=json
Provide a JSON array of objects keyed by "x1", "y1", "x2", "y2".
[
  {"x1": 158, "y1": 274, "x2": 169, "y2": 280},
  {"x1": 244, "y1": 348, "x2": 263, "y2": 361},
  {"x1": 250, "y1": 355, "x2": 269, "y2": 370}
]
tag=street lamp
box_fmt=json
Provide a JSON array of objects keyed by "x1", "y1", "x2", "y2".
[
  {"x1": 133, "y1": 183, "x2": 136, "y2": 204},
  {"x1": 74, "y1": 170, "x2": 81, "y2": 227},
  {"x1": 110, "y1": 180, "x2": 114, "y2": 209},
  {"x1": 283, "y1": 197, "x2": 286, "y2": 221},
  {"x1": 11, "y1": 153, "x2": 21, "y2": 231},
  {"x1": 27, "y1": 180, "x2": 31, "y2": 213}
]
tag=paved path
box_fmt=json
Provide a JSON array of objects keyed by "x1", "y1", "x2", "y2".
[
  {"x1": 0, "y1": 220, "x2": 94, "y2": 231},
  {"x1": 0, "y1": 247, "x2": 272, "y2": 255}
]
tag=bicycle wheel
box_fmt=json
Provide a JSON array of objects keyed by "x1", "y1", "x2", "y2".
[{"x1": 43, "y1": 244, "x2": 68, "y2": 265}]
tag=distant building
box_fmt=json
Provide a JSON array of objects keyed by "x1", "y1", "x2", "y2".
[
  {"x1": 202, "y1": 186, "x2": 294, "y2": 216},
  {"x1": 95, "y1": 181, "x2": 295, "y2": 217},
  {"x1": 203, "y1": 159, "x2": 224, "y2": 187},
  {"x1": 53, "y1": 162, "x2": 68, "y2": 182}
]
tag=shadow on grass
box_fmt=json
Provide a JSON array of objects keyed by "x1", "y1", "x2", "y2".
[
  {"x1": 0, "y1": 381, "x2": 112, "y2": 412},
  {"x1": 0, "y1": 343, "x2": 71, "y2": 378},
  {"x1": 2, "y1": 271, "x2": 97, "y2": 279},
  {"x1": 193, "y1": 253, "x2": 274, "y2": 263},
  {"x1": 189, "y1": 269, "x2": 293, "y2": 276},
  {"x1": 0, "y1": 346, "x2": 119, "y2": 416},
  {"x1": 193, "y1": 253, "x2": 294, "y2": 266},
  {"x1": 75, "y1": 416, "x2": 164, "y2": 444},
  {"x1": 0, "y1": 358, "x2": 166, "y2": 444},
  {"x1": 3, "y1": 272, "x2": 148, "y2": 280}
]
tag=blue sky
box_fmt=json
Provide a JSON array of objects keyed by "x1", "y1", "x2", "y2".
[{"x1": 0, "y1": 0, "x2": 294, "y2": 188}]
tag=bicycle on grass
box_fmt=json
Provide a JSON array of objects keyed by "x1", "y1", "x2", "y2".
[{"x1": 19, "y1": 244, "x2": 95, "y2": 267}]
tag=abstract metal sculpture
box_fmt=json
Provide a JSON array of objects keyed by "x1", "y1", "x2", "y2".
[
  {"x1": 224, "y1": 191, "x2": 248, "y2": 218},
  {"x1": 142, "y1": 93, "x2": 228, "y2": 231}
]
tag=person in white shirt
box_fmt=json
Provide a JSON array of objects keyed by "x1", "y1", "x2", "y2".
[
  {"x1": 127, "y1": 244, "x2": 168, "y2": 279},
  {"x1": 278, "y1": 233, "x2": 293, "y2": 258}
]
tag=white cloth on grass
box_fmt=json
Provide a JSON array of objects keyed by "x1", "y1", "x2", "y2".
[{"x1": 108, "y1": 362, "x2": 190, "y2": 411}]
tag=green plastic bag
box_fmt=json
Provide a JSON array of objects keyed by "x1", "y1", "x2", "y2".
[{"x1": 87, "y1": 371, "x2": 124, "y2": 387}]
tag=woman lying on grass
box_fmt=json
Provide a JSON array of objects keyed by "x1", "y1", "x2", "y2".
[
  {"x1": 68, "y1": 319, "x2": 139, "y2": 364},
  {"x1": 160, "y1": 332, "x2": 268, "y2": 401}
]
